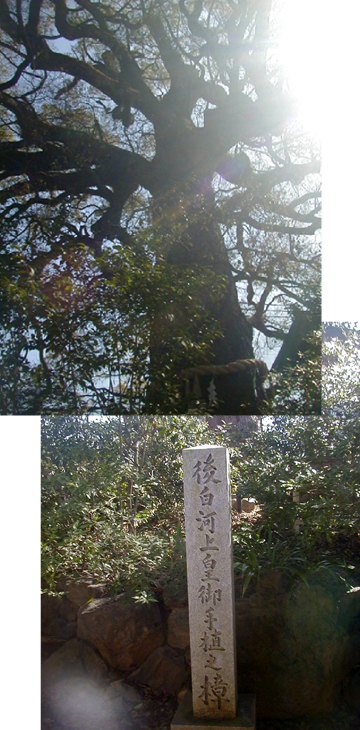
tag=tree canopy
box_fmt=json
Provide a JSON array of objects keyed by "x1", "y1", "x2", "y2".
[{"x1": 0, "y1": 0, "x2": 321, "y2": 414}]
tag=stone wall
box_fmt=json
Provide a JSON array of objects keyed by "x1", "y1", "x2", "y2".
[{"x1": 42, "y1": 573, "x2": 360, "y2": 722}]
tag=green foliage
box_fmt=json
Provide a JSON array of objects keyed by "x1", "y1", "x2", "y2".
[
  {"x1": 42, "y1": 522, "x2": 186, "y2": 601},
  {"x1": 229, "y1": 414, "x2": 359, "y2": 580},
  {"x1": 41, "y1": 415, "x2": 210, "y2": 596},
  {"x1": 41, "y1": 331, "x2": 360, "y2": 600},
  {"x1": 233, "y1": 526, "x2": 309, "y2": 595},
  {"x1": 322, "y1": 328, "x2": 360, "y2": 419},
  {"x1": 0, "y1": 233, "x2": 228, "y2": 413},
  {"x1": 270, "y1": 327, "x2": 322, "y2": 414},
  {"x1": 227, "y1": 329, "x2": 360, "y2": 591}
]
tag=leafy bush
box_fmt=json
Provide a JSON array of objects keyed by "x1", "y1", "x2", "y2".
[{"x1": 42, "y1": 415, "x2": 210, "y2": 594}]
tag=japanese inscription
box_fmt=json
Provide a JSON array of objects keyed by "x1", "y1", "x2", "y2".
[{"x1": 182, "y1": 446, "x2": 238, "y2": 720}]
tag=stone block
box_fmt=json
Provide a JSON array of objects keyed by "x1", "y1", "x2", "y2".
[
  {"x1": 41, "y1": 592, "x2": 78, "y2": 640},
  {"x1": 42, "y1": 640, "x2": 134, "y2": 730},
  {"x1": 65, "y1": 579, "x2": 107, "y2": 607},
  {"x1": 77, "y1": 594, "x2": 164, "y2": 670},
  {"x1": 129, "y1": 646, "x2": 188, "y2": 694},
  {"x1": 240, "y1": 499, "x2": 256, "y2": 513},
  {"x1": 168, "y1": 607, "x2": 190, "y2": 649}
]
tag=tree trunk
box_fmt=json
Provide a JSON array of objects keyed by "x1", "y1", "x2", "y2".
[
  {"x1": 146, "y1": 181, "x2": 255, "y2": 414},
  {"x1": 272, "y1": 305, "x2": 321, "y2": 373}
]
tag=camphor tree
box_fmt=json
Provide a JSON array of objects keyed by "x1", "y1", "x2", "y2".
[{"x1": 0, "y1": 0, "x2": 321, "y2": 414}]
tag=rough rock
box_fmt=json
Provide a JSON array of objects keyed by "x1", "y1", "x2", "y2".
[
  {"x1": 241, "y1": 497, "x2": 257, "y2": 513},
  {"x1": 104, "y1": 680, "x2": 143, "y2": 727},
  {"x1": 338, "y1": 587, "x2": 360, "y2": 630},
  {"x1": 163, "y1": 588, "x2": 188, "y2": 610},
  {"x1": 42, "y1": 640, "x2": 142, "y2": 730},
  {"x1": 167, "y1": 607, "x2": 190, "y2": 650},
  {"x1": 342, "y1": 667, "x2": 360, "y2": 715},
  {"x1": 339, "y1": 587, "x2": 360, "y2": 714},
  {"x1": 41, "y1": 638, "x2": 120, "y2": 730},
  {"x1": 77, "y1": 594, "x2": 164, "y2": 671},
  {"x1": 105, "y1": 680, "x2": 142, "y2": 705},
  {"x1": 42, "y1": 637, "x2": 109, "y2": 687},
  {"x1": 235, "y1": 581, "x2": 353, "y2": 718},
  {"x1": 129, "y1": 646, "x2": 187, "y2": 694},
  {"x1": 65, "y1": 579, "x2": 108, "y2": 607},
  {"x1": 41, "y1": 638, "x2": 67, "y2": 662},
  {"x1": 41, "y1": 591, "x2": 78, "y2": 640}
]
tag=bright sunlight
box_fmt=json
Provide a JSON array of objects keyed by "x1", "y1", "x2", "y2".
[{"x1": 276, "y1": 0, "x2": 325, "y2": 138}]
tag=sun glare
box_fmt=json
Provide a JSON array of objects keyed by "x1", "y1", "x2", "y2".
[
  {"x1": 276, "y1": 1, "x2": 360, "y2": 320},
  {"x1": 276, "y1": 0, "x2": 325, "y2": 138}
]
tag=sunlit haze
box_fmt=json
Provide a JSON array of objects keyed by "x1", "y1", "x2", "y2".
[
  {"x1": 276, "y1": 0, "x2": 324, "y2": 138},
  {"x1": 277, "y1": 1, "x2": 359, "y2": 319}
]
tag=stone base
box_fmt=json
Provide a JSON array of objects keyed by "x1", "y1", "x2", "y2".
[{"x1": 171, "y1": 692, "x2": 256, "y2": 730}]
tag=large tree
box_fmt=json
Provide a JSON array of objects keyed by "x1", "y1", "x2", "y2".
[{"x1": 0, "y1": 0, "x2": 321, "y2": 414}]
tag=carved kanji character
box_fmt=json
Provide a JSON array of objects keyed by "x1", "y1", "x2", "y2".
[
  {"x1": 210, "y1": 628, "x2": 225, "y2": 649},
  {"x1": 199, "y1": 534, "x2": 219, "y2": 551},
  {"x1": 199, "y1": 486, "x2": 214, "y2": 506},
  {"x1": 204, "y1": 606, "x2": 217, "y2": 630},
  {"x1": 193, "y1": 460, "x2": 202, "y2": 484},
  {"x1": 199, "y1": 631, "x2": 210, "y2": 652},
  {"x1": 199, "y1": 675, "x2": 210, "y2": 704},
  {"x1": 196, "y1": 510, "x2": 216, "y2": 534},
  {"x1": 198, "y1": 583, "x2": 222, "y2": 605},
  {"x1": 209, "y1": 673, "x2": 229, "y2": 709},
  {"x1": 202, "y1": 554, "x2": 217, "y2": 571},
  {"x1": 205, "y1": 653, "x2": 222, "y2": 671}
]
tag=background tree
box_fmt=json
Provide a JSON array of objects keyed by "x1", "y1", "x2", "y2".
[{"x1": 0, "y1": 0, "x2": 321, "y2": 414}]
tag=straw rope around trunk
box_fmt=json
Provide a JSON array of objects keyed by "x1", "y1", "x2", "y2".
[
  {"x1": 179, "y1": 358, "x2": 269, "y2": 379},
  {"x1": 179, "y1": 358, "x2": 270, "y2": 402}
]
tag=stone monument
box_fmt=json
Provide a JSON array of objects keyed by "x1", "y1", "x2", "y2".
[{"x1": 171, "y1": 445, "x2": 255, "y2": 730}]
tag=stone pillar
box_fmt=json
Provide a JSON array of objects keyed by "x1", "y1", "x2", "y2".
[
  {"x1": 171, "y1": 445, "x2": 255, "y2": 730},
  {"x1": 182, "y1": 446, "x2": 237, "y2": 720}
]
